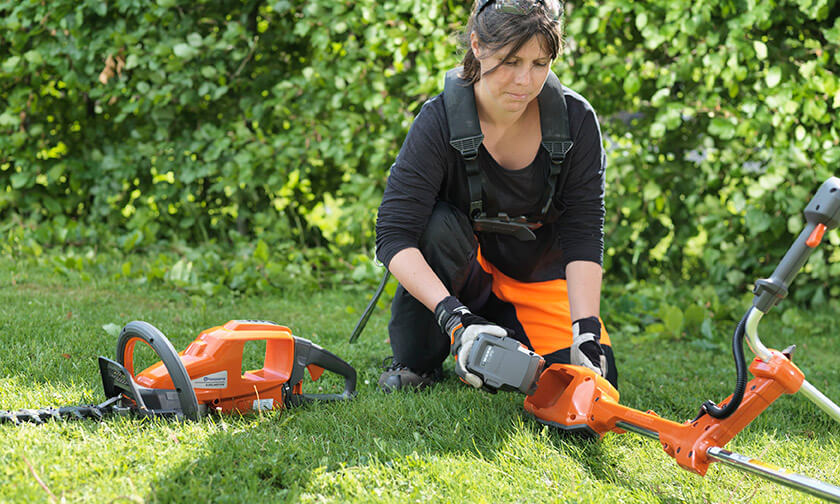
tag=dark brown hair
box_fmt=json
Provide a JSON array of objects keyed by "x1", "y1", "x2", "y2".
[{"x1": 459, "y1": 0, "x2": 563, "y2": 84}]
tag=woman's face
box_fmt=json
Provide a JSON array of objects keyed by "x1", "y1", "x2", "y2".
[{"x1": 471, "y1": 33, "x2": 553, "y2": 115}]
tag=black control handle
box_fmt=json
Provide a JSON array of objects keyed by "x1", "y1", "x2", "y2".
[
  {"x1": 288, "y1": 337, "x2": 357, "y2": 404},
  {"x1": 753, "y1": 177, "x2": 840, "y2": 312}
]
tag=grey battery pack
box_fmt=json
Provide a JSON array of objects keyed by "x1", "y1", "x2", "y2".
[{"x1": 466, "y1": 333, "x2": 545, "y2": 395}]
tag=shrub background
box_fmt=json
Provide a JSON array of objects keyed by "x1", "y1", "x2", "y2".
[{"x1": 2, "y1": 0, "x2": 839, "y2": 303}]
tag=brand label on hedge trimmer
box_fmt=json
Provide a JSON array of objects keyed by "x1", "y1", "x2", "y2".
[
  {"x1": 191, "y1": 371, "x2": 228, "y2": 389},
  {"x1": 252, "y1": 399, "x2": 274, "y2": 411}
]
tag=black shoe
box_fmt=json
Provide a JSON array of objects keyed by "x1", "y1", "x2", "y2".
[{"x1": 378, "y1": 358, "x2": 443, "y2": 393}]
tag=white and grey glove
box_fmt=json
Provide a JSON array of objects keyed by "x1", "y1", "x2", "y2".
[
  {"x1": 434, "y1": 296, "x2": 511, "y2": 388},
  {"x1": 571, "y1": 316, "x2": 607, "y2": 377}
]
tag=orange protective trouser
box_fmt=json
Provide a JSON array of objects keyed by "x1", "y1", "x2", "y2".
[
  {"x1": 476, "y1": 247, "x2": 611, "y2": 356},
  {"x1": 387, "y1": 201, "x2": 616, "y2": 388}
]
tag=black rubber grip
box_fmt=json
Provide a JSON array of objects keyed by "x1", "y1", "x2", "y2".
[{"x1": 291, "y1": 337, "x2": 356, "y2": 403}]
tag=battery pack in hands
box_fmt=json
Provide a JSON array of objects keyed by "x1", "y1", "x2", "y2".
[{"x1": 465, "y1": 332, "x2": 545, "y2": 395}]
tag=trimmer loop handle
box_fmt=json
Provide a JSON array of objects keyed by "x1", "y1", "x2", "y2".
[{"x1": 703, "y1": 176, "x2": 840, "y2": 421}]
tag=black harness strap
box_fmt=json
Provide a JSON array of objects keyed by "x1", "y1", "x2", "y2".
[
  {"x1": 538, "y1": 71, "x2": 574, "y2": 216},
  {"x1": 444, "y1": 68, "x2": 485, "y2": 220},
  {"x1": 443, "y1": 67, "x2": 573, "y2": 240}
]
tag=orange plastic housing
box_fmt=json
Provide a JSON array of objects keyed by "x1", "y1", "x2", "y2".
[
  {"x1": 524, "y1": 350, "x2": 805, "y2": 476},
  {"x1": 129, "y1": 320, "x2": 319, "y2": 413}
]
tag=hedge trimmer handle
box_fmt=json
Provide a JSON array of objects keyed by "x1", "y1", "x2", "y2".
[
  {"x1": 111, "y1": 321, "x2": 201, "y2": 420},
  {"x1": 288, "y1": 337, "x2": 357, "y2": 405}
]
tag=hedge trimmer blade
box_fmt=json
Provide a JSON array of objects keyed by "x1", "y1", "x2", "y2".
[
  {"x1": 0, "y1": 396, "x2": 183, "y2": 425},
  {"x1": 1, "y1": 321, "x2": 201, "y2": 425}
]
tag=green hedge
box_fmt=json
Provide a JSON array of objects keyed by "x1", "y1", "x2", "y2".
[
  {"x1": 0, "y1": 0, "x2": 466, "y2": 250},
  {"x1": 558, "y1": 0, "x2": 840, "y2": 302},
  {"x1": 2, "y1": 0, "x2": 839, "y2": 302}
]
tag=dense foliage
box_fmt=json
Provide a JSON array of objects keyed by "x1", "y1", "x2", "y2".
[
  {"x1": 1, "y1": 0, "x2": 463, "y2": 260},
  {"x1": 2, "y1": 0, "x2": 839, "y2": 307},
  {"x1": 562, "y1": 0, "x2": 840, "y2": 306}
]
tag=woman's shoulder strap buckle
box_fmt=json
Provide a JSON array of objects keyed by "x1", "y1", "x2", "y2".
[
  {"x1": 443, "y1": 68, "x2": 484, "y2": 162},
  {"x1": 538, "y1": 71, "x2": 574, "y2": 166}
]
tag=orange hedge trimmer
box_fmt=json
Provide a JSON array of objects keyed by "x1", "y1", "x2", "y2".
[
  {"x1": 525, "y1": 177, "x2": 840, "y2": 501},
  {"x1": 2, "y1": 320, "x2": 356, "y2": 424}
]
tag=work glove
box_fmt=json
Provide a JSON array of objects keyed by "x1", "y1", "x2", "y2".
[
  {"x1": 571, "y1": 316, "x2": 608, "y2": 377},
  {"x1": 434, "y1": 296, "x2": 510, "y2": 388}
]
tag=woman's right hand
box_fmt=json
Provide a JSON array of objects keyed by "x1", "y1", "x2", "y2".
[{"x1": 434, "y1": 296, "x2": 512, "y2": 388}]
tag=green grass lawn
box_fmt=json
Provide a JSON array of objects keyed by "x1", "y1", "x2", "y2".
[{"x1": 1, "y1": 257, "x2": 839, "y2": 503}]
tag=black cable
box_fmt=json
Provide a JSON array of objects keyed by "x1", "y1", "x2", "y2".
[
  {"x1": 696, "y1": 308, "x2": 751, "y2": 420},
  {"x1": 348, "y1": 270, "x2": 391, "y2": 343}
]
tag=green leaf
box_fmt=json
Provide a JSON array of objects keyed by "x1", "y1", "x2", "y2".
[
  {"x1": 650, "y1": 88, "x2": 670, "y2": 107},
  {"x1": 708, "y1": 118, "x2": 735, "y2": 139},
  {"x1": 10, "y1": 172, "x2": 31, "y2": 189},
  {"x1": 125, "y1": 54, "x2": 140, "y2": 70},
  {"x1": 23, "y1": 50, "x2": 43, "y2": 65},
  {"x1": 684, "y1": 304, "x2": 705, "y2": 327},
  {"x1": 745, "y1": 208, "x2": 773, "y2": 234},
  {"x1": 166, "y1": 259, "x2": 195, "y2": 284},
  {"x1": 765, "y1": 67, "x2": 782, "y2": 88},
  {"x1": 661, "y1": 305, "x2": 683, "y2": 334},
  {"x1": 102, "y1": 323, "x2": 122, "y2": 338},
  {"x1": 826, "y1": 18, "x2": 840, "y2": 44},
  {"x1": 201, "y1": 66, "x2": 217, "y2": 79},
  {"x1": 635, "y1": 12, "x2": 648, "y2": 31},
  {"x1": 173, "y1": 43, "x2": 198, "y2": 59},
  {"x1": 2, "y1": 56, "x2": 20, "y2": 72},
  {"x1": 649, "y1": 122, "x2": 666, "y2": 138},
  {"x1": 254, "y1": 239, "x2": 269, "y2": 263},
  {"x1": 119, "y1": 229, "x2": 145, "y2": 252},
  {"x1": 753, "y1": 40, "x2": 767, "y2": 60},
  {"x1": 0, "y1": 112, "x2": 18, "y2": 127},
  {"x1": 642, "y1": 181, "x2": 661, "y2": 200},
  {"x1": 700, "y1": 318, "x2": 715, "y2": 340},
  {"x1": 758, "y1": 173, "x2": 784, "y2": 190},
  {"x1": 623, "y1": 73, "x2": 641, "y2": 95},
  {"x1": 823, "y1": 147, "x2": 840, "y2": 165},
  {"x1": 646, "y1": 322, "x2": 666, "y2": 334},
  {"x1": 187, "y1": 33, "x2": 204, "y2": 47},
  {"x1": 804, "y1": 99, "x2": 827, "y2": 122}
]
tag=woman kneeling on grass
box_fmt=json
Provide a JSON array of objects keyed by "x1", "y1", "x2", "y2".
[{"x1": 374, "y1": 0, "x2": 617, "y2": 392}]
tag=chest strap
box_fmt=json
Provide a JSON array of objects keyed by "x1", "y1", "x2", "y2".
[{"x1": 443, "y1": 67, "x2": 573, "y2": 241}]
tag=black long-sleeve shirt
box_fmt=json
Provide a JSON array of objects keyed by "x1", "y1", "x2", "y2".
[{"x1": 375, "y1": 84, "x2": 605, "y2": 283}]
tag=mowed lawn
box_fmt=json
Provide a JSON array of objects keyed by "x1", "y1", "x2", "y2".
[{"x1": 1, "y1": 257, "x2": 839, "y2": 503}]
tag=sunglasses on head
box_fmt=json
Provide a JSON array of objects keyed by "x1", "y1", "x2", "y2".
[{"x1": 476, "y1": 0, "x2": 562, "y2": 22}]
